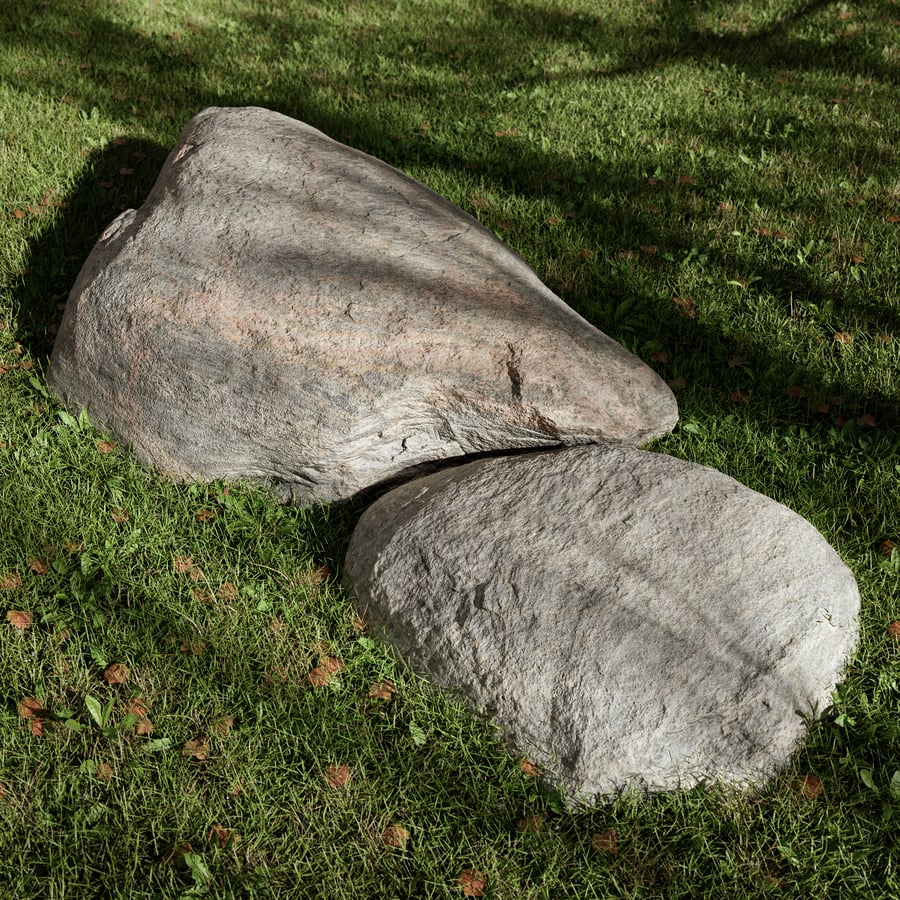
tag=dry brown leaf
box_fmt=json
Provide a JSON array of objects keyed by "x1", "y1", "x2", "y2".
[
  {"x1": 879, "y1": 540, "x2": 896, "y2": 557},
  {"x1": 321, "y1": 656, "x2": 345, "y2": 675},
  {"x1": 183, "y1": 737, "x2": 208, "y2": 761},
  {"x1": 518, "y1": 758, "x2": 540, "y2": 777},
  {"x1": 214, "y1": 715, "x2": 234, "y2": 736},
  {"x1": 96, "y1": 439, "x2": 117, "y2": 453},
  {"x1": 368, "y1": 680, "x2": 395, "y2": 701},
  {"x1": 592, "y1": 828, "x2": 620, "y2": 853},
  {"x1": 459, "y1": 869, "x2": 485, "y2": 897},
  {"x1": 308, "y1": 666, "x2": 332, "y2": 688},
  {"x1": 887, "y1": 214, "x2": 900, "y2": 224},
  {"x1": 191, "y1": 586, "x2": 213, "y2": 605},
  {"x1": 7, "y1": 610, "x2": 33, "y2": 630},
  {"x1": 799, "y1": 774, "x2": 823, "y2": 798},
  {"x1": 726, "y1": 355, "x2": 745, "y2": 368},
  {"x1": 135, "y1": 717, "x2": 154, "y2": 735},
  {"x1": 325, "y1": 765, "x2": 352, "y2": 787},
  {"x1": 730, "y1": 390, "x2": 750, "y2": 404},
  {"x1": 96, "y1": 762, "x2": 114, "y2": 781},
  {"x1": 111, "y1": 509, "x2": 130, "y2": 523},
  {"x1": 856, "y1": 414, "x2": 876, "y2": 428},
  {"x1": 195, "y1": 508, "x2": 217, "y2": 522},
  {"x1": 269, "y1": 616, "x2": 287, "y2": 633},
  {"x1": 30, "y1": 719, "x2": 44, "y2": 736},
  {"x1": 650, "y1": 350, "x2": 669, "y2": 364},
  {"x1": 28, "y1": 558, "x2": 48, "y2": 575},
  {"x1": 888, "y1": 621, "x2": 900, "y2": 639},
  {"x1": 162, "y1": 842, "x2": 193, "y2": 868},
  {"x1": 639, "y1": 244, "x2": 657, "y2": 255},
  {"x1": 18, "y1": 697, "x2": 43, "y2": 719},
  {"x1": 207, "y1": 825, "x2": 241, "y2": 848},
  {"x1": 517, "y1": 814, "x2": 544, "y2": 833},
  {"x1": 833, "y1": 332, "x2": 853, "y2": 344},
  {"x1": 381, "y1": 823, "x2": 410, "y2": 849},
  {"x1": 104, "y1": 663, "x2": 130, "y2": 684},
  {"x1": 217, "y1": 582, "x2": 238, "y2": 601},
  {"x1": 0, "y1": 572, "x2": 22, "y2": 591},
  {"x1": 173, "y1": 556, "x2": 195, "y2": 574},
  {"x1": 673, "y1": 296, "x2": 696, "y2": 317}
]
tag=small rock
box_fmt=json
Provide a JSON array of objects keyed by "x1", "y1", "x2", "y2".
[
  {"x1": 48, "y1": 107, "x2": 676, "y2": 504},
  {"x1": 344, "y1": 445, "x2": 860, "y2": 802}
]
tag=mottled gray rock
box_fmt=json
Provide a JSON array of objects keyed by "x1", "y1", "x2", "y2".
[
  {"x1": 344, "y1": 445, "x2": 860, "y2": 802},
  {"x1": 47, "y1": 106, "x2": 676, "y2": 504}
]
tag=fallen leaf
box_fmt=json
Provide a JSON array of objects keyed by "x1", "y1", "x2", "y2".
[
  {"x1": 173, "y1": 556, "x2": 195, "y2": 574},
  {"x1": 135, "y1": 717, "x2": 154, "y2": 735},
  {"x1": 7, "y1": 610, "x2": 33, "y2": 630},
  {"x1": 351, "y1": 613, "x2": 366, "y2": 632},
  {"x1": 787, "y1": 385, "x2": 806, "y2": 398},
  {"x1": 518, "y1": 758, "x2": 540, "y2": 777},
  {"x1": 856, "y1": 414, "x2": 876, "y2": 428},
  {"x1": 125, "y1": 697, "x2": 148, "y2": 717},
  {"x1": 96, "y1": 762, "x2": 114, "y2": 781},
  {"x1": 678, "y1": 175, "x2": 695, "y2": 184},
  {"x1": 874, "y1": 333, "x2": 893, "y2": 344},
  {"x1": 179, "y1": 640, "x2": 206, "y2": 655},
  {"x1": 667, "y1": 376, "x2": 687, "y2": 389},
  {"x1": 369, "y1": 680, "x2": 395, "y2": 700},
  {"x1": 639, "y1": 244, "x2": 657, "y2": 255},
  {"x1": 183, "y1": 737, "x2": 208, "y2": 761},
  {"x1": 494, "y1": 128, "x2": 519, "y2": 137},
  {"x1": 30, "y1": 720, "x2": 44, "y2": 736},
  {"x1": 214, "y1": 715, "x2": 234, "y2": 736},
  {"x1": 726, "y1": 355, "x2": 745, "y2": 368},
  {"x1": 321, "y1": 656, "x2": 345, "y2": 675},
  {"x1": 810, "y1": 400, "x2": 830, "y2": 414},
  {"x1": 617, "y1": 249, "x2": 635, "y2": 260},
  {"x1": 0, "y1": 572, "x2": 22, "y2": 591},
  {"x1": 888, "y1": 621, "x2": 900, "y2": 639},
  {"x1": 191, "y1": 586, "x2": 213, "y2": 604},
  {"x1": 381, "y1": 823, "x2": 410, "y2": 848},
  {"x1": 195, "y1": 508, "x2": 217, "y2": 522},
  {"x1": 207, "y1": 825, "x2": 241, "y2": 848},
  {"x1": 162, "y1": 842, "x2": 193, "y2": 868},
  {"x1": 217, "y1": 582, "x2": 238, "y2": 601},
  {"x1": 647, "y1": 176, "x2": 659, "y2": 185},
  {"x1": 730, "y1": 390, "x2": 750, "y2": 404},
  {"x1": 64, "y1": 541, "x2": 85, "y2": 553},
  {"x1": 673, "y1": 296, "x2": 696, "y2": 317},
  {"x1": 799, "y1": 774, "x2": 822, "y2": 798},
  {"x1": 650, "y1": 350, "x2": 669, "y2": 364},
  {"x1": 755, "y1": 226, "x2": 771, "y2": 236},
  {"x1": 18, "y1": 697, "x2": 43, "y2": 718},
  {"x1": 833, "y1": 332, "x2": 853, "y2": 344},
  {"x1": 96, "y1": 439, "x2": 117, "y2": 453},
  {"x1": 592, "y1": 828, "x2": 620, "y2": 854},
  {"x1": 326, "y1": 765, "x2": 351, "y2": 787},
  {"x1": 879, "y1": 540, "x2": 895, "y2": 556},
  {"x1": 104, "y1": 663, "x2": 130, "y2": 684},
  {"x1": 517, "y1": 814, "x2": 544, "y2": 833},
  {"x1": 119, "y1": 167, "x2": 134, "y2": 176},
  {"x1": 718, "y1": 202, "x2": 733, "y2": 212},
  {"x1": 545, "y1": 215, "x2": 561, "y2": 225},
  {"x1": 887, "y1": 214, "x2": 900, "y2": 224},
  {"x1": 11, "y1": 209, "x2": 25, "y2": 219},
  {"x1": 269, "y1": 616, "x2": 287, "y2": 632},
  {"x1": 459, "y1": 869, "x2": 485, "y2": 897},
  {"x1": 308, "y1": 666, "x2": 332, "y2": 688},
  {"x1": 849, "y1": 253, "x2": 865, "y2": 265},
  {"x1": 111, "y1": 508, "x2": 130, "y2": 523}
]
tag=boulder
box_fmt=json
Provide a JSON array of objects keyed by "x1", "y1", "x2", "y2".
[
  {"x1": 344, "y1": 445, "x2": 860, "y2": 802},
  {"x1": 47, "y1": 106, "x2": 676, "y2": 504}
]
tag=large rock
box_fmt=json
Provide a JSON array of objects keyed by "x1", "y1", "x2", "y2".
[
  {"x1": 344, "y1": 445, "x2": 860, "y2": 802},
  {"x1": 47, "y1": 106, "x2": 676, "y2": 504}
]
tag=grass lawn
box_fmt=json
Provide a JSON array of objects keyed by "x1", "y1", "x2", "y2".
[{"x1": 1, "y1": 0, "x2": 899, "y2": 896}]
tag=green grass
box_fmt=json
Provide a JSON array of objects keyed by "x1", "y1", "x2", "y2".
[{"x1": 1, "y1": 0, "x2": 899, "y2": 896}]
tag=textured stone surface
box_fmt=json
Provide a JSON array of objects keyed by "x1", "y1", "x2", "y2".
[
  {"x1": 47, "y1": 106, "x2": 676, "y2": 504},
  {"x1": 344, "y1": 445, "x2": 860, "y2": 802}
]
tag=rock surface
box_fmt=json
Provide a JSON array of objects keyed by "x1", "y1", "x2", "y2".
[
  {"x1": 47, "y1": 106, "x2": 676, "y2": 504},
  {"x1": 344, "y1": 445, "x2": 860, "y2": 801}
]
